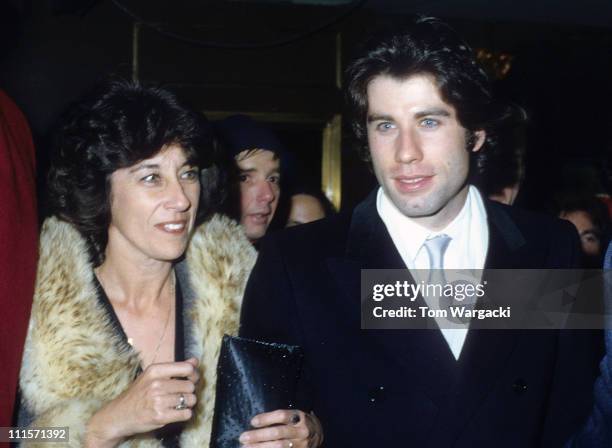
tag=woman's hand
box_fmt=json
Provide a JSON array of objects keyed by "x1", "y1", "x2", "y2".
[
  {"x1": 85, "y1": 358, "x2": 200, "y2": 447},
  {"x1": 239, "y1": 409, "x2": 323, "y2": 448}
]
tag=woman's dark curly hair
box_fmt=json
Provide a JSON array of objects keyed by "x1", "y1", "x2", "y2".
[{"x1": 48, "y1": 78, "x2": 223, "y2": 266}]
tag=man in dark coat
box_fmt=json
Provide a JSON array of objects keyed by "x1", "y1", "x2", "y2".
[{"x1": 240, "y1": 17, "x2": 601, "y2": 447}]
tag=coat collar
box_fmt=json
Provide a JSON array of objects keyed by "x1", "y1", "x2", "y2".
[
  {"x1": 20, "y1": 214, "x2": 256, "y2": 446},
  {"x1": 346, "y1": 189, "x2": 405, "y2": 269},
  {"x1": 484, "y1": 199, "x2": 527, "y2": 269}
]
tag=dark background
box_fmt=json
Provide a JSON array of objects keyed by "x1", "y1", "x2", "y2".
[{"x1": 1, "y1": 0, "x2": 611, "y2": 213}]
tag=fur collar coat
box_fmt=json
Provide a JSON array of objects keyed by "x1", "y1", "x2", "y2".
[{"x1": 19, "y1": 214, "x2": 257, "y2": 447}]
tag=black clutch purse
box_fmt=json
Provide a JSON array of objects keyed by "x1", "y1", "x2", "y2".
[{"x1": 210, "y1": 335, "x2": 304, "y2": 448}]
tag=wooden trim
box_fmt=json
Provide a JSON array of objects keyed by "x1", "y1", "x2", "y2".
[
  {"x1": 132, "y1": 22, "x2": 141, "y2": 82},
  {"x1": 321, "y1": 114, "x2": 342, "y2": 210}
]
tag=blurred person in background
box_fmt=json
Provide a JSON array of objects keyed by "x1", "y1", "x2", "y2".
[
  {"x1": 479, "y1": 103, "x2": 527, "y2": 206},
  {"x1": 286, "y1": 187, "x2": 336, "y2": 227},
  {"x1": 567, "y1": 241, "x2": 612, "y2": 448},
  {"x1": 556, "y1": 196, "x2": 611, "y2": 268},
  {"x1": 215, "y1": 115, "x2": 285, "y2": 245}
]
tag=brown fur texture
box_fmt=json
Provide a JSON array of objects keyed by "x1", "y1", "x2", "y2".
[{"x1": 19, "y1": 214, "x2": 256, "y2": 447}]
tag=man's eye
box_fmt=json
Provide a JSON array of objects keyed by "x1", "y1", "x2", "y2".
[
  {"x1": 420, "y1": 118, "x2": 439, "y2": 128},
  {"x1": 376, "y1": 122, "x2": 395, "y2": 132},
  {"x1": 268, "y1": 175, "x2": 280, "y2": 184}
]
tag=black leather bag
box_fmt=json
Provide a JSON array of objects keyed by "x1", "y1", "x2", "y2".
[{"x1": 210, "y1": 335, "x2": 304, "y2": 448}]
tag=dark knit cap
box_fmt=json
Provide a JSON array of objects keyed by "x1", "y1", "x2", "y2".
[{"x1": 214, "y1": 114, "x2": 286, "y2": 159}]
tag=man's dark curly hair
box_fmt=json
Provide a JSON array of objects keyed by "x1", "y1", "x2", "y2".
[
  {"x1": 345, "y1": 16, "x2": 510, "y2": 179},
  {"x1": 48, "y1": 78, "x2": 222, "y2": 266}
]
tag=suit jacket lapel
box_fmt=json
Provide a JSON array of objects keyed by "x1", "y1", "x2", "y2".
[
  {"x1": 345, "y1": 190, "x2": 405, "y2": 270},
  {"x1": 324, "y1": 191, "x2": 406, "y2": 329},
  {"x1": 484, "y1": 200, "x2": 527, "y2": 269}
]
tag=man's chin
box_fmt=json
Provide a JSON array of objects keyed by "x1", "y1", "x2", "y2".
[
  {"x1": 397, "y1": 206, "x2": 440, "y2": 219},
  {"x1": 387, "y1": 191, "x2": 440, "y2": 219}
]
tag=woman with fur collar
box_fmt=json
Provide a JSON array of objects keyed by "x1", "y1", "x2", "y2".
[{"x1": 19, "y1": 80, "x2": 322, "y2": 447}]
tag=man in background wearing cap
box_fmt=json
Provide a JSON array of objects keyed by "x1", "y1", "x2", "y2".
[{"x1": 215, "y1": 114, "x2": 284, "y2": 244}]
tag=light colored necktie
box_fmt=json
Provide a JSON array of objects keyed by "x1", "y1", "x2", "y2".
[
  {"x1": 423, "y1": 235, "x2": 452, "y2": 317},
  {"x1": 423, "y1": 234, "x2": 451, "y2": 278}
]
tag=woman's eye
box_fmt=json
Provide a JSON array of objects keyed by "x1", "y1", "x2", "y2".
[
  {"x1": 239, "y1": 173, "x2": 249, "y2": 183},
  {"x1": 181, "y1": 169, "x2": 199, "y2": 181},
  {"x1": 268, "y1": 175, "x2": 280, "y2": 184},
  {"x1": 141, "y1": 173, "x2": 160, "y2": 183}
]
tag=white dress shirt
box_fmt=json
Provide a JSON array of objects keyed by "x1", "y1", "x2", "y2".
[{"x1": 376, "y1": 185, "x2": 489, "y2": 359}]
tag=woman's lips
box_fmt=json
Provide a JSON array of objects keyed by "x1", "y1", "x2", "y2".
[
  {"x1": 155, "y1": 221, "x2": 187, "y2": 234},
  {"x1": 394, "y1": 175, "x2": 434, "y2": 193}
]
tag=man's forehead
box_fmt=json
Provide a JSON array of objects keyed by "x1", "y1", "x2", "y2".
[
  {"x1": 366, "y1": 74, "x2": 455, "y2": 116},
  {"x1": 235, "y1": 149, "x2": 280, "y2": 172}
]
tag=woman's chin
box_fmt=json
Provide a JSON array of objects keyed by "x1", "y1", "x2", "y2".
[{"x1": 149, "y1": 245, "x2": 189, "y2": 263}]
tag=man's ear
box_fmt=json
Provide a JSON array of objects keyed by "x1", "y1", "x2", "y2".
[{"x1": 471, "y1": 130, "x2": 486, "y2": 152}]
